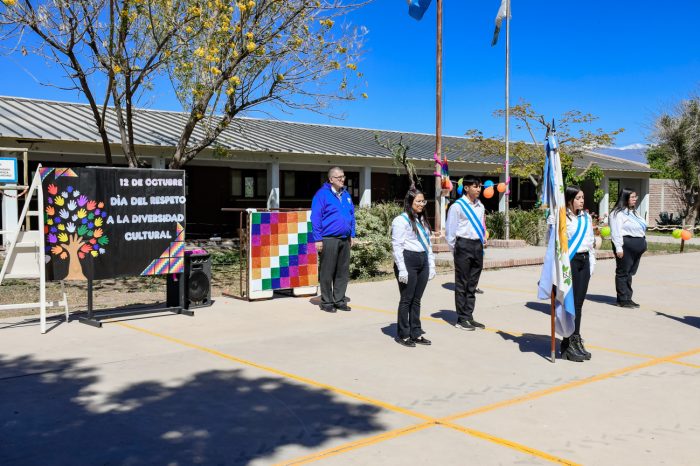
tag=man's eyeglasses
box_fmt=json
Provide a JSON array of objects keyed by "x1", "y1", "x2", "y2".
[{"x1": 331, "y1": 175, "x2": 346, "y2": 180}]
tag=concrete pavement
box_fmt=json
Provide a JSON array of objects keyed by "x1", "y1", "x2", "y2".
[{"x1": 0, "y1": 253, "x2": 698, "y2": 465}]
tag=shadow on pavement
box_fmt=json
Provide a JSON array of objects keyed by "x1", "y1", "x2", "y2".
[
  {"x1": 524, "y1": 301, "x2": 550, "y2": 314},
  {"x1": 431, "y1": 310, "x2": 458, "y2": 326},
  {"x1": 586, "y1": 294, "x2": 618, "y2": 305},
  {"x1": 496, "y1": 331, "x2": 553, "y2": 361},
  {"x1": 655, "y1": 311, "x2": 700, "y2": 330},
  {"x1": 441, "y1": 283, "x2": 455, "y2": 292},
  {"x1": 0, "y1": 354, "x2": 385, "y2": 465}
]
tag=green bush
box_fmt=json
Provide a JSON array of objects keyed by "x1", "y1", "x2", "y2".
[
  {"x1": 486, "y1": 208, "x2": 544, "y2": 245},
  {"x1": 350, "y1": 202, "x2": 403, "y2": 278}
]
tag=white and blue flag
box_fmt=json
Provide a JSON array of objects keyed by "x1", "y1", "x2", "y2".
[{"x1": 537, "y1": 130, "x2": 576, "y2": 337}]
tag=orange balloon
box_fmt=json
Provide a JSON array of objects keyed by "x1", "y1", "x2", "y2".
[
  {"x1": 483, "y1": 186, "x2": 495, "y2": 199},
  {"x1": 497, "y1": 182, "x2": 506, "y2": 193},
  {"x1": 681, "y1": 230, "x2": 692, "y2": 241}
]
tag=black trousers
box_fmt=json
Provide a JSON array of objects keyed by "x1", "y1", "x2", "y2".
[
  {"x1": 394, "y1": 250, "x2": 429, "y2": 339},
  {"x1": 454, "y1": 237, "x2": 483, "y2": 324},
  {"x1": 613, "y1": 236, "x2": 646, "y2": 303},
  {"x1": 570, "y1": 252, "x2": 591, "y2": 336},
  {"x1": 319, "y1": 237, "x2": 351, "y2": 307}
]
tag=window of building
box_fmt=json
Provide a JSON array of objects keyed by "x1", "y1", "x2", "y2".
[
  {"x1": 231, "y1": 170, "x2": 242, "y2": 196},
  {"x1": 283, "y1": 171, "x2": 295, "y2": 197}
]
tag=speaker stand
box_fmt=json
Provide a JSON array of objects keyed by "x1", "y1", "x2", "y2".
[{"x1": 77, "y1": 277, "x2": 194, "y2": 328}]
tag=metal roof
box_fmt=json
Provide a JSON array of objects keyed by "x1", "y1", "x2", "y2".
[{"x1": 0, "y1": 96, "x2": 652, "y2": 173}]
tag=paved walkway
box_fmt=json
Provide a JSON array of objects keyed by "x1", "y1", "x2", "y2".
[{"x1": 1, "y1": 253, "x2": 699, "y2": 465}]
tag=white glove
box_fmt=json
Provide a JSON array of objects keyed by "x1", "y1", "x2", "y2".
[
  {"x1": 398, "y1": 271, "x2": 409, "y2": 284},
  {"x1": 428, "y1": 269, "x2": 436, "y2": 280}
]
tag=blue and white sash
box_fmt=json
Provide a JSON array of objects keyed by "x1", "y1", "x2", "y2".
[
  {"x1": 625, "y1": 210, "x2": 647, "y2": 232},
  {"x1": 402, "y1": 213, "x2": 431, "y2": 254},
  {"x1": 455, "y1": 198, "x2": 486, "y2": 244},
  {"x1": 567, "y1": 213, "x2": 590, "y2": 261}
]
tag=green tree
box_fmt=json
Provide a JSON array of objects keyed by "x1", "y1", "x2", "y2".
[
  {"x1": 646, "y1": 145, "x2": 682, "y2": 179},
  {"x1": 653, "y1": 96, "x2": 700, "y2": 226},
  {"x1": 464, "y1": 99, "x2": 623, "y2": 203}
]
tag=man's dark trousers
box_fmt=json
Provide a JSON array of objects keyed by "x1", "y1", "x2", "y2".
[
  {"x1": 319, "y1": 237, "x2": 351, "y2": 308},
  {"x1": 454, "y1": 237, "x2": 483, "y2": 324}
]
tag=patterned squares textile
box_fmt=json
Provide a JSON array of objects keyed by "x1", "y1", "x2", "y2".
[{"x1": 249, "y1": 211, "x2": 318, "y2": 292}]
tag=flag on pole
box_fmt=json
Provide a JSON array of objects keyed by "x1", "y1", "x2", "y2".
[
  {"x1": 407, "y1": 0, "x2": 433, "y2": 21},
  {"x1": 491, "y1": 0, "x2": 510, "y2": 46},
  {"x1": 537, "y1": 128, "x2": 576, "y2": 337}
]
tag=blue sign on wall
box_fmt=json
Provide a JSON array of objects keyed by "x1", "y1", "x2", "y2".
[{"x1": 0, "y1": 157, "x2": 18, "y2": 183}]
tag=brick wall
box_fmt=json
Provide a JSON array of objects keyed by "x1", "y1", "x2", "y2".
[{"x1": 648, "y1": 179, "x2": 686, "y2": 226}]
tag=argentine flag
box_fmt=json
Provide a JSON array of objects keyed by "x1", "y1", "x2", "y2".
[{"x1": 537, "y1": 131, "x2": 576, "y2": 337}]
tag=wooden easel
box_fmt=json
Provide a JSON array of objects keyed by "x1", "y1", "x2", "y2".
[{"x1": 0, "y1": 166, "x2": 69, "y2": 333}]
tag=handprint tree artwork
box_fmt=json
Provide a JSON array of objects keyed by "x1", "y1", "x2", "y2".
[{"x1": 45, "y1": 183, "x2": 109, "y2": 281}]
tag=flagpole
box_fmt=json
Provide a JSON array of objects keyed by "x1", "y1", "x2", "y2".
[
  {"x1": 504, "y1": 0, "x2": 511, "y2": 241},
  {"x1": 550, "y1": 287, "x2": 556, "y2": 363},
  {"x1": 434, "y1": 0, "x2": 443, "y2": 233}
]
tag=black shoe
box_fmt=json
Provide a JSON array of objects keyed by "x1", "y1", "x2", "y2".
[
  {"x1": 320, "y1": 305, "x2": 336, "y2": 313},
  {"x1": 411, "y1": 336, "x2": 432, "y2": 346},
  {"x1": 335, "y1": 304, "x2": 352, "y2": 312},
  {"x1": 475, "y1": 288, "x2": 484, "y2": 294},
  {"x1": 468, "y1": 320, "x2": 485, "y2": 329},
  {"x1": 455, "y1": 321, "x2": 475, "y2": 331},
  {"x1": 628, "y1": 300, "x2": 640, "y2": 308},
  {"x1": 621, "y1": 301, "x2": 637, "y2": 309},
  {"x1": 561, "y1": 346, "x2": 585, "y2": 362},
  {"x1": 570, "y1": 334, "x2": 591, "y2": 360},
  {"x1": 395, "y1": 337, "x2": 416, "y2": 347}
]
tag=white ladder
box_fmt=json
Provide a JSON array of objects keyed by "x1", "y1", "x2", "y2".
[{"x1": 0, "y1": 166, "x2": 69, "y2": 333}]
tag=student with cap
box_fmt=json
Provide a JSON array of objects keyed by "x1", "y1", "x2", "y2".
[
  {"x1": 391, "y1": 188, "x2": 436, "y2": 347},
  {"x1": 311, "y1": 166, "x2": 356, "y2": 313},
  {"x1": 608, "y1": 188, "x2": 647, "y2": 308},
  {"x1": 445, "y1": 175, "x2": 487, "y2": 331},
  {"x1": 561, "y1": 185, "x2": 596, "y2": 362}
]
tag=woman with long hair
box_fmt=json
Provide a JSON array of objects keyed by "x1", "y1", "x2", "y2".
[
  {"x1": 609, "y1": 188, "x2": 647, "y2": 308},
  {"x1": 390, "y1": 189, "x2": 436, "y2": 347},
  {"x1": 561, "y1": 185, "x2": 596, "y2": 362}
]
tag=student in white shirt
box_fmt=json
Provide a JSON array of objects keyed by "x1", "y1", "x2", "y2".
[
  {"x1": 445, "y1": 175, "x2": 487, "y2": 331},
  {"x1": 391, "y1": 189, "x2": 436, "y2": 347},
  {"x1": 609, "y1": 188, "x2": 647, "y2": 308},
  {"x1": 561, "y1": 186, "x2": 596, "y2": 362}
]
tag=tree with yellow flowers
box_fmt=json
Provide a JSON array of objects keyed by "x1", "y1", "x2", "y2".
[
  {"x1": 165, "y1": 0, "x2": 366, "y2": 168},
  {"x1": 0, "y1": 1, "x2": 367, "y2": 169}
]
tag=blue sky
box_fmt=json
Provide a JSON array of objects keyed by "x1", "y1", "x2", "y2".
[{"x1": 2, "y1": 1, "x2": 699, "y2": 148}]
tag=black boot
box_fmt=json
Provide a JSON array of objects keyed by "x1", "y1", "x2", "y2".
[
  {"x1": 560, "y1": 337, "x2": 585, "y2": 362},
  {"x1": 571, "y1": 334, "x2": 591, "y2": 360}
]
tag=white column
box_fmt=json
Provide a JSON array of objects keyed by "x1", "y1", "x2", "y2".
[
  {"x1": 1, "y1": 188, "x2": 19, "y2": 247},
  {"x1": 359, "y1": 166, "x2": 371, "y2": 207},
  {"x1": 598, "y1": 176, "x2": 609, "y2": 221},
  {"x1": 267, "y1": 159, "x2": 280, "y2": 209},
  {"x1": 498, "y1": 172, "x2": 507, "y2": 212},
  {"x1": 639, "y1": 177, "x2": 650, "y2": 222}
]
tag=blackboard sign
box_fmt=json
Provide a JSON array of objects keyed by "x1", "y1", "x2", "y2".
[{"x1": 40, "y1": 167, "x2": 186, "y2": 281}]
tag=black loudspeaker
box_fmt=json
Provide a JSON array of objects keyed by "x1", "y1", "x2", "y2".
[{"x1": 167, "y1": 252, "x2": 212, "y2": 309}]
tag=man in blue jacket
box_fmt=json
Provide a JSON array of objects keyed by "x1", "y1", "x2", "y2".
[{"x1": 311, "y1": 167, "x2": 356, "y2": 312}]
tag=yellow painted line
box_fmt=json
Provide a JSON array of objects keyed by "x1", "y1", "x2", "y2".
[
  {"x1": 353, "y1": 303, "x2": 698, "y2": 368},
  {"x1": 114, "y1": 321, "x2": 434, "y2": 422},
  {"x1": 441, "y1": 347, "x2": 700, "y2": 423},
  {"x1": 117, "y1": 320, "x2": 582, "y2": 466},
  {"x1": 439, "y1": 422, "x2": 581, "y2": 466},
  {"x1": 275, "y1": 422, "x2": 434, "y2": 466}
]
